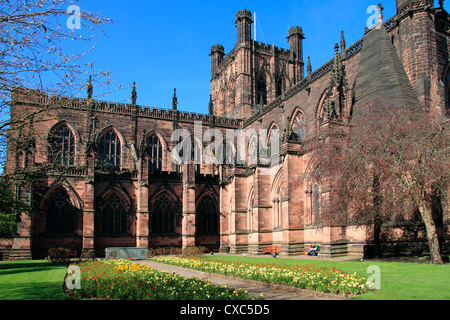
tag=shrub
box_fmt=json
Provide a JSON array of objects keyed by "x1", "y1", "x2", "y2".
[
  {"x1": 148, "y1": 247, "x2": 182, "y2": 257},
  {"x1": 181, "y1": 246, "x2": 207, "y2": 257},
  {"x1": 48, "y1": 247, "x2": 76, "y2": 262},
  {"x1": 147, "y1": 246, "x2": 207, "y2": 257}
]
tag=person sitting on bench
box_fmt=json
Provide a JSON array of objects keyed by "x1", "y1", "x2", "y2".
[{"x1": 308, "y1": 244, "x2": 320, "y2": 256}]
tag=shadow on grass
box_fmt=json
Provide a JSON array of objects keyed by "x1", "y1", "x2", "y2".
[
  {"x1": 0, "y1": 261, "x2": 68, "y2": 277},
  {"x1": 0, "y1": 261, "x2": 84, "y2": 300},
  {"x1": 0, "y1": 282, "x2": 80, "y2": 300}
]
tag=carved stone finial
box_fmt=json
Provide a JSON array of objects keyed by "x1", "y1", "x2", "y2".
[
  {"x1": 340, "y1": 31, "x2": 346, "y2": 51},
  {"x1": 131, "y1": 82, "x2": 137, "y2": 105},
  {"x1": 307, "y1": 56, "x2": 312, "y2": 76},
  {"x1": 377, "y1": 3, "x2": 384, "y2": 24},
  {"x1": 208, "y1": 94, "x2": 214, "y2": 115},
  {"x1": 172, "y1": 88, "x2": 178, "y2": 110},
  {"x1": 87, "y1": 75, "x2": 93, "y2": 99}
]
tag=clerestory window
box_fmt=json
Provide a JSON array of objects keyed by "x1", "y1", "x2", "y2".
[
  {"x1": 98, "y1": 129, "x2": 121, "y2": 169},
  {"x1": 49, "y1": 125, "x2": 75, "y2": 166}
]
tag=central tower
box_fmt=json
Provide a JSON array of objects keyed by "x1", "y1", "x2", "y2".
[{"x1": 210, "y1": 10, "x2": 305, "y2": 120}]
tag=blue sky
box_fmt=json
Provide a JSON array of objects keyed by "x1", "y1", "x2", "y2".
[{"x1": 75, "y1": 0, "x2": 447, "y2": 115}]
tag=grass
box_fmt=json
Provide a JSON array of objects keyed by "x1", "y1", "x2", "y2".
[
  {"x1": 0, "y1": 260, "x2": 78, "y2": 300},
  {"x1": 202, "y1": 254, "x2": 450, "y2": 300},
  {"x1": 1, "y1": 256, "x2": 448, "y2": 300}
]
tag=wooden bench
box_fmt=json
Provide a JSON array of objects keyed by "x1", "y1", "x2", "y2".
[
  {"x1": 262, "y1": 246, "x2": 281, "y2": 255},
  {"x1": 208, "y1": 248, "x2": 220, "y2": 254}
]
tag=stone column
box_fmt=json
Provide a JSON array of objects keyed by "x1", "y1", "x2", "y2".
[
  {"x1": 253, "y1": 166, "x2": 272, "y2": 254},
  {"x1": 219, "y1": 166, "x2": 231, "y2": 253},
  {"x1": 281, "y1": 141, "x2": 304, "y2": 255},
  {"x1": 82, "y1": 158, "x2": 96, "y2": 258},
  {"x1": 182, "y1": 163, "x2": 196, "y2": 250},
  {"x1": 229, "y1": 167, "x2": 249, "y2": 254},
  {"x1": 137, "y1": 159, "x2": 149, "y2": 248}
]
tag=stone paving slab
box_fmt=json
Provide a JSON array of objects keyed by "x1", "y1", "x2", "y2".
[{"x1": 134, "y1": 260, "x2": 348, "y2": 301}]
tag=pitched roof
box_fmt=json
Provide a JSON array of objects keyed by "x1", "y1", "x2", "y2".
[{"x1": 352, "y1": 25, "x2": 421, "y2": 117}]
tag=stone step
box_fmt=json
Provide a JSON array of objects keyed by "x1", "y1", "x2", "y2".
[{"x1": 8, "y1": 249, "x2": 32, "y2": 261}]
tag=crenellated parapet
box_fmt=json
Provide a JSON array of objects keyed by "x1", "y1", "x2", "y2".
[
  {"x1": 396, "y1": 0, "x2": 434, "y2": 17},
  {"x1": 253, "y1": 41, "x2": 290, "y2": 57},
  {"x1": 12, "y1": 88, "x2": 242, "y2": 128}
]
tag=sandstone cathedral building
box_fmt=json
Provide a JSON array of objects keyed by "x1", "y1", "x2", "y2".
[{"x1": 1, "y1": 0, "x2": 450, "y2": 260}]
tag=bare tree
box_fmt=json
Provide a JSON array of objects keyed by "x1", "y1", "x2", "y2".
[
  {"x1": 0, "y1": 0, "x2": 116, "y2": 235},
  {"x1": 0, "y1": 0, "x2": 115, "y2": 166},
  {"x1": 306, "y1": 104, "x2": 450, "y2": 264}
]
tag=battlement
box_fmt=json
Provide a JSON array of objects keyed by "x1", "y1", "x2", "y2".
[
  {"x1": 235, "y1": 9, "x2": 253, "y2": 21},
  {"x1": 288, "y1": 26, "x2": 304, "y2": 38},
  {"x1": 11, "y1": 87, "x2": 242, "y2": 128},
  {"x1": 253, "y1": 40, "x2": 290, "y2": 56},
  {"x1": 212, "y1": 40, "x2": 292, "y2": 79},
  {"x1": 396, "y1": 0, "x2": 433, "y2": 16},
  {"x1": 210, "y1": 44, "x2": 225, "y2": 54}
]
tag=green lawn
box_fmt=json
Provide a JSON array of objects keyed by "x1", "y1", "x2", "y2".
[
  {"x1": 1, "y1": 257, "x2": 448, "y2": 300},
  {"x1": 0, "y1": 260, "x2": 78, "y2": 300},
  {"x1": 203, "y1": 254, "x2": 450, "y2": 300}
]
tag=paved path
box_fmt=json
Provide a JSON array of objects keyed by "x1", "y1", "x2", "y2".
[{"x1": 134, "y1": 259, "x2": 347, "y2": 301}]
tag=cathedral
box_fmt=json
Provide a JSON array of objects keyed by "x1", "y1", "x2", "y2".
[{"x1": 1, "y1": 0, "x2": 450, "y2": 260}]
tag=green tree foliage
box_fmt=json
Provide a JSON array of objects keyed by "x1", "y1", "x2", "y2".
[{"x1": 0, "y1": 180, "x2": 31, "y2": 239}]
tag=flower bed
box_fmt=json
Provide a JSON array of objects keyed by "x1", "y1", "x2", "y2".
[
  {"x1": 151, "y1": 256, "x2": 369, "y2": 296},
  {"x1": 67, "y1": 259, "x2": 261, "y2": 300}
]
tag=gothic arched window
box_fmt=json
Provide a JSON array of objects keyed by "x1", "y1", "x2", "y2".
[
  {"x1": 317, "y1": 90, "x2": 329, "y2": 124},
  {"x1": 97, "y1": 191, "x2": 130, "y2": 235},
  {"x1": 147, "y1": 135, "x2": 163, "y2": 172},
  {"x1": 256, "y1": 72, "x2": 267, "y2": 105},
  {"x1": 45, "y1": 189, "x2": 77, "y2": 234},
  {"x1": 248, "y1": 137, "x2": 258, "y2": 165},
  {"x1": 98, "y1": 129, "x2": 121, "y2": 169},
  {"x1": 49, "y1": 124, "x2": 75, "y2": 166},
  {"x1": 193, "y1": 139, "x2": 202, "y2": 170},
  {"x1": 276, "y1": 77, "x2": 285, "y2": 97},
  {"x1": 267, "y1": 125, "x2": 281, "y2": 157},
  {"x1": 292, "y1": 111, "x2": 307, "y2": 142},
  {"x1": 152, "y1": 194, "x2": 178, "y2": 234},
  {"x1": 216, "y1": 140, "x2": 235, "y2": 166},
  {"x1": 197, "y1": 196, "x2": 219, "y2": 234}
]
